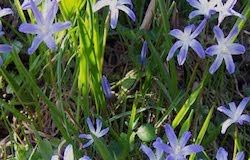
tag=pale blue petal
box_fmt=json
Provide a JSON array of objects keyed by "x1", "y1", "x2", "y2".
[
  {"x1": 186, "y1": 0, "x2": 200, "y2": 8},
  {"x1": 224, "y1": 55, "x2": 235, "y2": 74},
  {"x1": 189, "y1": 10, "x2": 202, "y2": 19},
  {"x1": 153, "y1": 141, "x2": 173, "y2": 154},
  {"x1": 19, "y1": 23, "x2": 40, "y2": 34},
  {"x1": 217, "y1": 106, "x2": 233, "y2": 118},
  {"x1": 182, "y1": 144, "x2": 203, "y2": 156},
  {"x1": 177, "y1": 45, "x2": 188, "y2": 65},
  {"x1": 93, "y1": 0, "x2": 110, "y2": 12},
  {"x1": 209, "y1": 55, "x2": 223, "y2": 74},
  {"x1": 236, "y1": 97, "x2": 250, "y2": 116},
  {"x1": 45, "y1": 0, "x2": 58, "y2": 24},
  {"x1": 79, "y1": 156, "x2": 92, "y2": 160},
  {"x1": 206, "y1": 45, "x2": 219, "y2": 56},
  {"x1": 238, "y1": 114, "x2": 250, "y2": 123},
  {"x1": 79, "y1": 134, "x2": 92, "y2": 139},
  {"x1": 140, "y1": 41, "x2": 148, "y2": 65},
  {"x1": 190, "y1": 39, "x2": 205, "y2": 58},
  {"x1": 98, "y1": 127, "x2": 109, "y2": 137},
  {"x1": 164, "y1": 124, "x2": 178, "y2": 148},
  {"x1": 28, "y1": 35, "x2": 44, "y2": 55},
  {"x1": 179, "y1": 131, "x2": 191, "y2": 147},
  {"x1": 82, "y1": 139, "x2": 94, "y2": 148},
  {"x1": 96, "y1": 118, "x2": 102, "y2": 133},
  {"x1": 0, "y1": 8, "x2": 13, "y2": 18},
  {"x1": 216, "y1": 147, "x2": 228, "y2": 160},
  {"x1": 184, "y1": 25, "x2": 195, "y2": 35},
  {"x1": 102, "y1": 75, "x2": 112, "y2": 99},
  {"x1": 221, "y1": 119, "x2": 234, "y2": 134},
  {"x1": 118, "y1": 0, "x2": 133, "y2": 6},
  {"x1": 236, "y1": 152, "x2": 244, "y2": 160},
  {"x1": 0, "y1": 44, "x2": 12, "y2": 53},
  {"x1": 191, "y1": 19, "x2": 207, "y2": 38},
  {"x1": 228, "y1": 43, "x2": 245, "y2": 55},
  {"x1": 44, "y1": 36, "x2": 57, "y2": 50},
  {"x1": 30, "y1": 0, "x2": 44, "y2": 24},
  {"x1": 229, "y1": 102, "x2": 237, "y2": 112},
  {"x1": 110, "y1": 9, "x2": 119, "y2": 29},
  {"x1": 226, "y1": 26, "x2": 238, "y2": 41},
  {"x1": 140, "y1": 144, "x2": 156, "y2": 160},
  {"x1": 51, "y1": 22, "x2": 71, "y2": 33},
  {"x1": 169, "y1": 29, "x2": 183, "y2": 40},
  {"x1": 117, "y1": 5, "x2": 136, "y2": 21},
  {"x1": 213, "y1": 26, "x2": 224, "y2": 42},
  {"x1": 87, "y1": 118, "x2": 95, "y2": 133},
  {"x1": 166, "y1": 41, "x2": 183, "y2": 61},
  {"x1": 63, "y1": 144, "x2": 74, "y2": 160}
]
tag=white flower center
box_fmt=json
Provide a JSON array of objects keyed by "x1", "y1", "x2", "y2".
[
  {"x1": 175, "y1": 145, "x2": 182, "y2": 154},
  {"x1": 40, "y1": 25, "x2": 49, "y2": 34}
]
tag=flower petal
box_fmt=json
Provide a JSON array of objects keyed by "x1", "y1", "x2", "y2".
[
  {"x1": 226, "y1": 26, "x2": 238, "y2": 41},
  {"x1": 221, "y1": 119, "x2": 234, "y2": 134},
  {"x1": 224, "y1": 55, "x2": 235, "y2": 74},
  {"x1": 44, "y1": 35, "x2": 57, "y2": 50},
  {"x1": 0, "y1": 8, "x2": 13, "y2": 18},
  {"x1": 236, "y1": 151, "x2": 245, "y2": 160},
  {"x1": 110, "y1": 9, "x2": 119, "y2": 29},
  {"x1": 28, "y1": 35, "x2": 44, "y2": 55},
  {"x1": 140, "y1": 41, "x2": 148, "y2": 65},
  {"x1": 79, "y1": 156, "x2": 92, "y2": 160},
  {"x1": 166, "y1": 41, "x2": 183, "y2": 61},
  {"x1": 189, "y1": 10, "x2": 202, "y2": 19},
  {"x1": 98, "y1": 127, "x2": 109, "y2": 137},
  {"x1": 236, "y1": 97, "x2": 250, "y2": 116},
  {"x1": 79, "y1": 134, "x2": 92, "y2": 139},
  {"x1": 30, "y1": 0, "x2": 44, "y2": 24},
  {"x1": 164, "y1": 124, "x2": 178, "y2": 148},
  {"x1": 118, "y1": 0, "x2": 133, "y2": 6},
  {"x1": 184, "y1": 25, "x2": 195, "y2": 35},
  {"x1": 63, "y1": 144, "x2": 74, "y2": 160},
  {"x1": 191, "y1": 19, "x2": 207, "y2": 38},
  {"x1": 238, "y1": 114, "x2": 250, "y2": 123},
  {"x1": 102, "y1": 75, "x2": 112, "y2": 99},
  {"x1": 45, "y1": 0, "x2": 58, "y2": 24},
  {"x1": 227, "y1": 43, "x2": 245, "y2": 55},
  {"x1": 190, "y1": 39, "x2": 205, "y2": 58},
  {"x1": 182, "y1": 144, "x2": 203, "y2": 156},
  {"x1": 217, "y1": 106, "x2": 233, "y2": 118},
  {"x1": 209, "y1": 55, "x2": 223, "y2": 74},
  {"x1": 82, "y1": 139, "x2": 94, "y2": 148},
  {"x1": 117, "y1": 5, "x2": 136, "y2": 21},
  {"x1": 213, "y1": 26, "x2": 224, "y2": 42},
  {"x1": 93, "y1": 0, "x2": 110, "y2": 12},
  {"x1": 87, "y1": 118, "x2": 96, "y2": 133},
  {"x1": 19, "y1": 23, "x2": 40, "y2": 34},
  {"x1": 177, "y1": 45, "x2": 188, "y2": 65},
  {"x1": 206, "y1": 45, "x2": 219, "y2": 56},
  {"x1": 169, "y1": 29, "x2": 183, "y2": 40},
  {"x1": 0, "y1": 44, "x2": 12, "y2": 53},
  {"x1": 96, "y1": 119, "x2": 102, "y2": 133},
  {"x1": 51, "y1": 22, "x2": 71, "y2": 33},
  {"x1": 179, "y1": 131, "x2": 191, "y2": 147},
  {"x1": 229, "y1": 102, "x2": 237, "y2": 112},
  {"x1": 186, "y1": 0, "x2": 200, "y2": 8},
  {"x1": 153, "y1": 140, "x2": 173, "y2": 154},
  {"x1": 216, "y1": 147, "x2": 228, "y2": 160},
  {"x1": 51, "y1": 155, "x2": 59, "y2": 160},
  {"x1": 140, "y1": 144, "x2": 156, "y2": 160}
]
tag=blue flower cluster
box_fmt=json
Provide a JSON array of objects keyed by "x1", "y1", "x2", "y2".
[{"x1": 168, "y1": 0, "x2": 246, "y2": 74}]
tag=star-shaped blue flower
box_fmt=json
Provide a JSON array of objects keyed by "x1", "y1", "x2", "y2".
[
  {"x1": 79, "y1": 117, "x2": 109, "y2": 148},
  {"x1": 217, "y1": 97, "x2": 250, "y2": 134},
  {"x1": 93, "y1": 0, "x2": 136, "y2": 29},
  {"x1": 216, "y1": 147, "x2": 244, "y2": 160},
  {"x1": 167, "y1": 19, "x2": 206, "y2": 65},
  {"x1": 153, "y1": 124, "x2": 203, "y2": 160},
  {"x1": 206, "y1": 26, "x2": 245, "y2": 74},
  {"x1": 19, "y1": 0, "x2": 71, "y2": 55}
]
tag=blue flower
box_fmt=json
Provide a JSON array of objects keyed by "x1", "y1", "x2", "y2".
[
  {"x1": 167, "y1": 19, "x2": 206, "y2": 65},
  {"x1": 102, "y1": 75, "x2": 112, "y2": 99},
  {"x1": 79, "y1": 117, "x2": 109, "y2": 148},
  {"x1": 19, "y1": 0, "x2": 71, "y2": 55},
  {"x1": 217, "y1": 97, "x2": 250, "y2": 134},
  {"x1": 187, "y1": 0, "x2": 217, "y2": 19},
  {"x1": 153, "y1": 124, "x2": 203, "y2": 160},
  {"x1": 140, "y1": 41, "x2": 148, "y2": 65},
  {"x1": 0, "y1": 25, "x2": 12, "y2": 66},
  {"x1": 206, "y1": 26, "x2": 245, "y2": 74},
  {"x1": 79, "y1": 156, "x2": 92, "y2": 160},
  {"x1": 216, "y1": 147, "x2": 244, "y2": 160},
  {"x1": 215, "y1": 0, "x2": 244, "y2": 26},
  {"x1": 93, "y1": 0, "x2": 136, "y2": 29},
  {"x1": 141, "y1": 138, "x2": 165, "y2": 160}
]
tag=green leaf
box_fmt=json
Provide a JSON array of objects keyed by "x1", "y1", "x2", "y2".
[
  {"x1": 37, "y1": 140, "x2": 53, "y2": 160},
  {"x1": 93, "y1": 135, "x2": 114, "y2": 160},
  {"x1": 179, "y1": 110, "x2": 194, "y2": 137},
  {"x1": 137, "y1": 124, "x2": 156, "y2": 142}
]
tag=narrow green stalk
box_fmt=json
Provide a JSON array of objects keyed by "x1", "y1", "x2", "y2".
[{"x1": 233, "y1": 126, "x2": 238, "y2": 159}]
